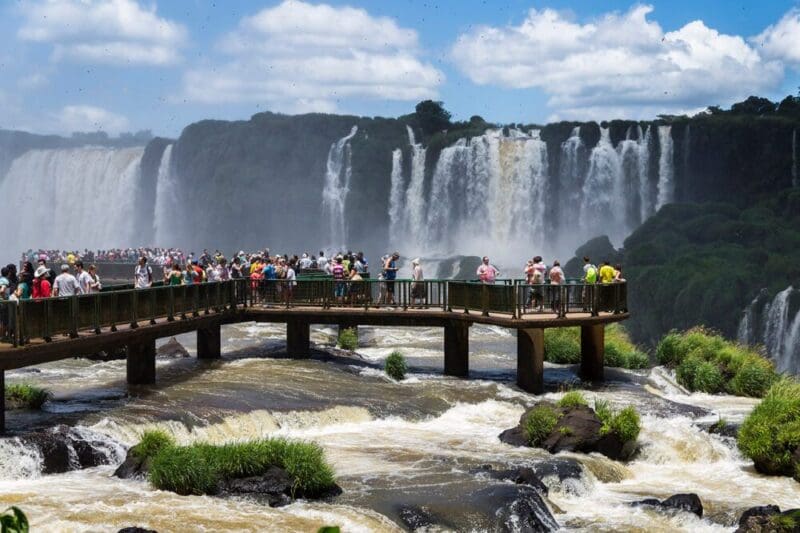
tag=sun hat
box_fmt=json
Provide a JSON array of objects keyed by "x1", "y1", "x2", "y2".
[{"x1": 35, "y1": 266, "x2": 48, "y2": 278}]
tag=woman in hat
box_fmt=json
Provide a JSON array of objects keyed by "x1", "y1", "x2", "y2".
[{"x1": 411, "y1": 258, "x2": 424, "y2": 308}]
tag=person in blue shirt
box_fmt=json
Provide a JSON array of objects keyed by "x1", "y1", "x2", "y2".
[{"x1": 383, "y1": 252, "x2": 399, "y2": 305}]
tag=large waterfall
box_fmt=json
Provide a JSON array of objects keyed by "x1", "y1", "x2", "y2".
[
  {"x1": 738, "y1": 287, "x2": 800, "y2": 374},
  {"x1": 321, "y1": 126, "x2": 358, "y2": 249},
  {"x1": 656, "y1": 125, "x2": 674, "y2": 209},
  {"x1": 402, "y1": 126, "x2": 428, "y2": 247},
  {"x1": 153, "y1": 145, "x2": 177, "y2": 245},
  {"x1": 0, "y1": 147, "x2": 145, "y2": 254}
]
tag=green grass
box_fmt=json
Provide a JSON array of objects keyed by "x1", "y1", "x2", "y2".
[
  {"x1": 143, "y1": 437, "x2": 337, "y2": 497},
  {"x1": 557, "y1": 391, "x2": 588, "y2": 408},
  {"x1": 132, "y1": 430, "x2": 175, "y2": 460},
  {"x1": 662, "y1": 328, "x2": 778, "y2": 397},
  {"x1": 4, "y1": 384, "x2": 51, "y2": 409},
  {"x1": 738, "y1": 379, "x2": 800, "y2": 481},
  {"x1": 595, "y1": 400, "x2": 641, "y2": 443},
  {"x1": 384, "y1": 351, "x2": 408, "y2": 381},
  {"x1": 523, "y1": 405, "x2": 560, "y2": 446},
  {"x1": 543, "y1": 325, "x2": 649, "y2": 369},
  {"x1": 337, "y1": 328, "x2": 358, "y2": 351}
]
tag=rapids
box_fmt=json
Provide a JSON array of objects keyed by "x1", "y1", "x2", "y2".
[{"x1": 1, "y1": 323, "x2": 798, "y2": 531}]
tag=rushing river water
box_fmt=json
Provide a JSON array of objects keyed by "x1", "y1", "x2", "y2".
[{"x1": 1, "y1": 323, "x2": 798, "y2": 532}]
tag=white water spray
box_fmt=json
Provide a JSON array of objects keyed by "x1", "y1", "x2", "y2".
[
  {"x1": 321, "y1": 125, "x2": 358, "y2": 248},
  {"x1": 403, "y1": 126, "x2": 428, "y2": 248},
  {"x1": 387, "y1": 148, "x2": 405, "y2": 245},
  {"x1": 656, "y1": 125, "x2": 674, "y2": 209},
  {"x1": 153, "y1": 145, "x2": 177, "y2": 245}
]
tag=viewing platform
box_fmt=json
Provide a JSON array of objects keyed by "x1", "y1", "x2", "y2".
[{"x1": 0, "y1": 278, "x2": 629, "y2": 431}]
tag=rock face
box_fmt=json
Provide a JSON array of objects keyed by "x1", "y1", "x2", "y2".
[
  {"x1": 157, "y1": 338, "x2": 190, "y2": 358},
  {"x1": 499, "y1": 404, "x2": 637, "y2": 461},
  {"x1": 632, "y1": 493, "x2": 703, "y2": 517},
  {"x1": 735, "y1": 506, "x2": 800, "y2": 533},
  {"x1": 475, "y1": 485, "x2": 559, "y2": 532},
  {"x1": 22, "y1": 425, "x2": 122, "y2": 474}
]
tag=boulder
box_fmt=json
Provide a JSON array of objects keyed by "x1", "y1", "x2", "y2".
[
  {"x1": 475, "y1": 465, "x2": 549, "y2": 495},
  {"x1": 476, "y1": 485, "x2": 559, "y2": 532},
  {"x1": 738, "y1": 505, "x2": 780, "y2": 527},
  {"x1": 118, "y1": 529, "x2": 157, "y2": 533},
  {"x1": 395, "y1": 504, "x2": 439, "y2": 531},
  {"x1": 22, "y1": 425, "x2": 116, "y2": 474},
  {"x1": 498, "y1": 426, "x2": 528, "y2": 447},
  {"x1": 632, "y1": 493, "x2": 703, "y2": 518},
  {"x1": 113, "y1": 449, "x2": 150, "y2": 480},
  {"x1": 218, "y1": 466, "x2": 293, "y2": 507},
  {"x1": 528, "y1": 458, "x2": 585, "y2": 483},
  {"x1": 735, "y1": 506, "x2": 800, "y2": 533},
  {"x1": 157, "y1": 338, "x2": 190, "y2": 358}
]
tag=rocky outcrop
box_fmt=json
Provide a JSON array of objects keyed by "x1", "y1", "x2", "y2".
[
  {"x1": 156, "y1": 338, "x2": 190, "y2": 358},
  {"x1": 735, "y1": 506, "x2": 800, "y2": 533},
  {"x1": 22, "y1": 425, "x2": 122, "y2": 474},
  {"x1": 632, "y1": 493, "x2": 703, "y2": 517},
  {"x1": 500, "y1": 403, "x2": 637, "y2": 461}
]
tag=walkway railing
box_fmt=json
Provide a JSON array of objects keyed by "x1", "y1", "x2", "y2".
[{"x1": 0, "y1": 279, "x2": 627, "y2": 347}]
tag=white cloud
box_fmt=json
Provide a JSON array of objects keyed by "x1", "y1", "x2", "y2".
[
  {"x1": 182, "y1": 0, "x2": 443, "y2": 112},
  {"x1": 17, "y1": 73, "x2": 48, "y2": 89},
  {"x1": 451, "y1": 5, "x2": 786, "y2": 119},
  {"x1": 18, "y1": 0, "x2": 187, "y2": 66},
  {"x1": 752, "y1": 8, "x2": 800, "y2": 65},
  {"x1": 55, "y1": 105, "x2": 130, "y2": 134}
]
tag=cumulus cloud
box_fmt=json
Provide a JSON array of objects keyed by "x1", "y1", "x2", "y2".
[
  {"x1": 752, "y1": 8, "x2": 800, "y2": 65},
  {"x1": 55, "y1": 105, "x2": 130, "y2": 134},
  {"x1": 451, "y1": 5, "x2": 787, "y2": 119},
  {"x1": 182, "y1": 0, "x2": 443, "y2": 112},
  {"x1": 18, "y1": 0, "x2": 186, "y2": 66}
]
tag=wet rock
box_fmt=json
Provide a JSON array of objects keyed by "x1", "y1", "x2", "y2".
[
  {"x1": 22, "y1": 425, "x2": 116, "y2": 474},
  {"x1": 528, "y1": 458, "x2": 584, "y2": 483},
  {"x1": 395, "y1": 504, "x2": 439, "y2": 531},
  {"x1": 113, "y1": 449, "x2": 150, "y2": 480},
  {"x1": 475, "y1": 484, "x2": 559, "y2": 532},
  {"x1": 632, "y1": 493, "x2": 703, "y2": 518},
  {"x1": 738, "y1": 505, "x2": 781, "y2": 527},
  {"x1": 699, "y1": 420, "x2": 741, "y2": 439},
  {"x1": 218, "y1": 466, "x2": 293, "y2": 507},
  {"x1": 118, "y1": 528, "x2": 157, "y2": 533},
  {"x1": 734, "y1": 506, "x2": 800, "y2": 533},
  {"x1": 500, "y1": 403, "x2": 637, "y2": 461},
  {"x1": 157, "y1": 337, "x2": 190, "y2": 358},
  {"x1": 475, "y1": 465, "x2": 549, "y2": 495}
]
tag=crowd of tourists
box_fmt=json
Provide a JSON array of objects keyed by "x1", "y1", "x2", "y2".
[{"x1": 21, "y1": 248, "x2": 188, "y2": 265}]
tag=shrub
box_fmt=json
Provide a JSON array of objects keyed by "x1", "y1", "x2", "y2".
[
  {"x1": 385, "y1": 351, "x2": 408, "y2": 381},
  {"x1": 693, "y1": 361, "x2": 725, "y2": 393},
  {"x1": 544, "y1": 325, "x2": 649, "y2": 369},
  {"x1": 5, "y1": 384, "x2": 51, "y2": 409},
  {"x1": 594, "y1": 399, "x2": 612, "y2": 426},
  {"x1": 543, "y1": 328, "x2": 580, "y2": 364},
  {"x1": 0, "y1": 506, "x2": 28, "y2": 533},
  {"x1": 132, "y1": 430, "x2": 175, "y2": 460},
  {"x1": 146, "y1": 437, "x2": 336, "y2": 496},
  {"x1": 676, "y1": 354, "x2": 703, "y2": 390},
  {"x1": 523, "y1": 405, "x2": 560, "y2": 446},
  {"x1": 656, "y1": 331, "x2": 682, "y2": 365},
  {"x1": 601, "y1": 406, "x2": 642, "y2": 443},
  {"x1": 337, "y1": 328, "x2": 358, "y2": 351},
  {"x1": 730, "y1": 359, "x2": 777, "y2": 398},
  {"x1": 557, "y1": 391, "x2": 588, "y2": 408},
  {"x1": 738, "y1": 380, "x2": 800, "y2": 480}
]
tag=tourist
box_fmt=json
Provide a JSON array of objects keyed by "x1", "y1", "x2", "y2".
[
  {"x1": 347, "y1": 264, "x2": 364, "y2": 304},
  {"x1": 87, "y1": 265, "x2": 102, "y2": 293},
  {"x1": 17, "y1": 263, "x2": 34, "y2": 300},
  {"x1": 614, "y1": 264, "x2": 626, "y2": 283},
  {"x1": 284, "y1": 259, "x2": 297, "y2": 304},
  {"x1": 192, "y1": 261, "x2": 205, "y2": 283},
  {"x1": 166, "y1": 263, "x2": 183, "y2": 285},
  {"x1": 217, "y1": 258, "x2": 230, "y2": 281},
  {"x1": 134, "y1": 257, "x2": 153, "y2": 289},
  {"x1": 317, "y1": 251, "x2": 328, "y2": 272},
  {"x1": 5, "y1": 264, "x2": 18, "y2": 295},
  {"x1": 599, "y1": 260, "x2": 615, "y2": 284},
  {"x1": 582, "y1": 256, "x2": 598, "y2": 311},
  {"x1": 411, "y1": 258, "x2": 424, "y2": 308},
  {"x1": 32, "y1": 266, "x2": 52, "y2": 298},
  {"x1": 299, "y1": 253, "x2": 313, "y2": 270},
  {"x1": 526, "y1": 258, "x2": 545, "y2": 311},
  {"x1": 75, "y1": 261, "x2": 93, "y2": 294},
  {"x1": 53, "y1": 264, "x2": 80, "y2": 297},
  {"x1": 477, "y1": 256, "x2": 500, "y2": 284},
  {"x1": 333, "y1": 256, "x2": 346, "y2": 303},
  {"x1": 0, "y1": 267, "x2": 9, "y2": 338},
  {"x1": 230, "y1": 256, "x2": 243, "y2": 279},
  {"x1": 184, "y1": 263, "x2": 196, "y2": 285},
  {"x1": 0, "y1": 268, "x2": 9, "y2": 300},
  {"x1": 548, "y1": 260, "x2": 564, "y2": 313},
  {"x1": 383, "y1": 252, "x2": 399, "y2": 305}
]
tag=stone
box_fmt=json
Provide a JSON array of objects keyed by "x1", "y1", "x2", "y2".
[
  {"x1": 478, "y1": 466, "x2": 549, "y2": 495},
  {"x1": 157, "y1": 337, "x2": 190, "y2": 358},
  {"x1": 738, "y1": 505, "x2": 780, "y2": 527},
  {"x1": 498, "y1": 426, "x2": 527, "y2": 447},
  {"x1": 217, "y1": 466, "x2": 341, "y2": 507},
  {"x1": 632, "y1": 493, "x2": 703, "y2": 518},
  {"x1": 477, "y1": 484, "x2": 559, "y2": 532},
  {"x1": 541, "y1": 406, "x2": 603, "y2": 454},
  {"x1": 396, "y1": 504, "x2": 438, "y2": 531},
  {"x1": 118, "y1": 529, "x2": 157, "y2": 533},
  {"x1": 113, "y1": 450, "x2": 149, "y2": 480},
  {"x1": 528, "y1": 458, "x2": 584, "y2": 483},
  {"x1": 22, "y1": 425, "x2": 115, "y2": 474}
]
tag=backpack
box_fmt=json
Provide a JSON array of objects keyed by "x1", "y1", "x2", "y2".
[{"x1": 585, "y1": 266, "x2": 597, "y2": 284}]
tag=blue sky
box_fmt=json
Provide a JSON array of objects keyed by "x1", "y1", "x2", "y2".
[{"x1": 1, "y1": 0, "x2": 799, "y2": 137}]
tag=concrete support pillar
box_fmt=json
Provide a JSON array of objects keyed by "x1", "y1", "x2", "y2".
[
  {"x1": 517, "y1": 328, "x2": 545, "y2": 394},
  {"x1": 197, "y1": 323, "x2": 221, "y2": 360},
  {"x1": 444, "y1": 321, "x2": 469, "y2": 377},
  {"x1": 287, "y1": 320, "x2": 310, "y2": 358},
  {"x1": 0, "y1": 370, "x2": 5, "y2": 433},
  {"x1": 580, "y1": 324, "x2": 605, "y2": 382},
  {"x1": 127, "y1": 339, "x2": 156, "y2": 385}
]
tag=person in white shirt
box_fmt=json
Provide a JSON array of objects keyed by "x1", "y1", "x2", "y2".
[
  {"x1": 134, "y1": 257, "x2": 153, "y2": 289},
  {"x1": 75, "y1": 261, "x2": 92, "y2": 294},
  {"x1": 53, "y1": 264, "x2": 80, "y2": 297}
]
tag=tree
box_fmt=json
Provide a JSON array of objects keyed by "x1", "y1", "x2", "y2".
[
  {"x1": 415, "y1": 100, "x2": 451, "y2": 134},
  {"x1": 730, "y1": 96, "x2": 776, "y2": 115}
]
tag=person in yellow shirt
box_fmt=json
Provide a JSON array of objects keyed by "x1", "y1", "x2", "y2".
[{"x1": 599, "y1": 261, "x2": 615, "y2": 284}]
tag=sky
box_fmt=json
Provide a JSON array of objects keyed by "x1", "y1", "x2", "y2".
[{"x1": 1, "y1": 0, "x2": 799, "y2": 138}]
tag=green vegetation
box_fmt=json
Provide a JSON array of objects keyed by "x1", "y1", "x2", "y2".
[
  {"x1": 738, "y1": 380, "x2": 800, "y2": 481},
  {"x1": 4, "y1": 384, "x2": 51, "y2": 409},
  {"x1": 543, "y1": 325, "x2": 649, "y2": 369},
  {"x1": 384, "y1": 351, "x2": 408, "y2": 381},
  {"x1": 133, "y1": 432, "x2": 336, "y2": 497},
  {"x1": 317, "y1": 528, "x2": 341, "y2": 533},
  {"x1": 557, "y1": 391, "x2": 588, "y2": 408},
  {"x1": 0, "y1": 507, "x2": 28, "y2": 533},
  {"x1": 337, "y1": 328, "x2": 358, "y2": 351},
  {"x1": 522, "y1": 405, "x2": 560, "y2": 447},
  {"x1": 595, "y1": 400, "x2": 642, "y2": 443},
  {"x1": 656, "y1": 328, "x2": 778, "y2": 397}
]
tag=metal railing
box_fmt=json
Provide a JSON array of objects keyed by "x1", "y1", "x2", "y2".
[{"x1": 0, "y1": 278, "x2": 627, "y2": 347}]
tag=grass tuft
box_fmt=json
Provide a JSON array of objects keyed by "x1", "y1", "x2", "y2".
[
  {"x1": 523, "y1": 405, "x2": 560, "y2": 447},
  {"x1": 557, "y1": 391, "x2": 588, "y2": 408},
  {"x1": 595, "y1": 399, "x2": 641, "y2": 443},
  {"x1": 384, "y1": 351, "x2": 408, "y2": 381},
  {"x1": 132, "y1": 429, "x2": 175, "y2": 460},
  {"x1": 337, "y1": 328, "x2": 358, "y2": 351},
  {"x1": 544, "y1": 325, "x2": 649, "y2": 369},
  {"x1": 5, "y1": 384, "x2": 51, "y2": 409}
]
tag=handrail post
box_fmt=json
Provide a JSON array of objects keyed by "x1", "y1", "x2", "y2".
[
  {"x1": 44, "y1": 299, "x2": 52, "y2": 342},
  {"x1": 10, "y1": 304, "x2": 18, "y2": 347},
  {"x1": 150, "y1": 288, "x2": 157, "y2": 325},
  {"x1": 168, "y1": 286, "x2": 175, "y2": 321},
  {"x1": 93, "y1": 294, "x2": 101, "y2": 334},
  {"x1": 482, "y1": 284, "x2": 489, "y2": 317},
  {"x1": 559, "y1": 285, "x2": 567, "y2": 318},
  {"x1": 613, "y1": 283, "x2": 621, "y2": 315},
  {"x1": 591, "y1": 284, "x2": 599, "y2": 317},
  {"x1": 109, "y1": 292, "x2": 117, "y2": 332},
  {"x1": 130, "y1": 290, "x2": 139, "y2": 329},
  {"x1": 193, "y1": 284, "x2": 200, "y2": 318},
  {"x1": 70, "y1": 295, "x2": 79, "y2": 338}
]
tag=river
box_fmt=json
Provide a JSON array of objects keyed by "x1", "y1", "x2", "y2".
[{"x1": 1, "y1": 323, "x2": 798, "y2": 531}]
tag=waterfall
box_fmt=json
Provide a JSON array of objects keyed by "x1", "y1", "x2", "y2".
[
  {"x1": 403, "y1": 126, "x2": 428, "y2": 250},
  {"x1": 321, "y1": 125, "x2": 358, "y2": 249},
  {"x1": 153, "y1": 145, "x2": 177, "y2": 245},
  {"x1": 387, "y1": 148, "x2": 405, "y2": 244},
  {"x1": 0, "y1": 147, "x2": 144, "y2": 253},
  {"x1": 579, "y1": 127, "x2": 626, "y2": 243},
  {"x1": 739, "y1": 287, "x2": 800, "y2": 374},
  {"x1": 618, "y1": 126, "x2": 651, "y2": 227},
  {"x1": 558, "y1": 126, "x2": 585, "y2": 225},
  {"x1": 426, "y1": 139, "x2": 467, "y2": 250},
  {"x1": 639, "y1": 126, "x2": 653, "y2": 222},
  {"x1": 793, "y1": 129, "x2": 798, "y2": 188},
  {"x1": 656, "y1": 125, "x2": 674, "y2": 209}
]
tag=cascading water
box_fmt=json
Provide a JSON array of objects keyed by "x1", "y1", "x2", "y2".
[
  {"x1": 387, "y1": 149, "x2": 405, "y2": 245},
  {"x1": 321, "y1": 125, "x2": 358, "y2": 249},
  {"x1": 153, "y1": 145, "x2": 177, "y2": 245},
  {"x1": 558, "y1": 127, "x2": 585, "y2": 228},
  {"x1": 617, "y1": 125, "x2": 652, "y2": 227},
  {"x1": 738, "y1": 287, "x2": 800, "y2": 374},
  {"x1": 0, "y1": 147, "x2": 145, "y2": 253},
  {"x1": 656, "y1": 125, "x2": 675, "y2": 209},
  {"x1": 579, "y1": 128, "x2": 626, "y2": 243},
  {"x1": 402, "y1": 126, "x2": 428, "y2": 250},
  {"x1": 426, "y1": 138, "x2": 467, "y2": 249}
]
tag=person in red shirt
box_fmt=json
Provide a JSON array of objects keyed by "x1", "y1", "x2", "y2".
[
  {"x1": 192, "y1": 261, "x2": 204, "y2": 283},
  {"x1": 32, "y1": 266, "x2": 51, "y2": 298}
]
